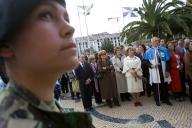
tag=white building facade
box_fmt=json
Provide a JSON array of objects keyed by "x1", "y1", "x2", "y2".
[{"x1": 75, "y1": 32, "x2": 123, "y2": 55}]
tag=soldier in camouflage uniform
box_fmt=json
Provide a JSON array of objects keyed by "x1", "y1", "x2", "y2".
[{"x1": 0, "y1": 0, "x2": 94, "y2": 128}]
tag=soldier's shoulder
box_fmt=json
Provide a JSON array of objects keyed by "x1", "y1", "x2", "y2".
[
  {"x1": 0, "y1": 117, "x2": 42, "y2": 128},
  {"x1": 0, "y1": 89, "x2": 27, "y2": 118},
  {"x1": 0, "y1": 90, "x2": 41, "y2": 128}
]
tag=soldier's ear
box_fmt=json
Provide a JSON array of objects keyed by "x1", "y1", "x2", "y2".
[{"x1": 0, "y1": 44, "x2": 14, "y2": 58}]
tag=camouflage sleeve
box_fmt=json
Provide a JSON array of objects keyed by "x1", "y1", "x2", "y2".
[{"x1": 0, "y1": 118, "x2": 43, "y2": 128}]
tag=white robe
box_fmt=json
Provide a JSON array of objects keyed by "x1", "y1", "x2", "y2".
[
  {"x1": 149, "y1": 49, "x2": 171, "y2": 85},
  {"x1": 122, "y1": 56, "x2": 143, "y2": 93}
]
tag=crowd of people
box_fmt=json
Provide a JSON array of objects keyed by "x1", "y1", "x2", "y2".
[
  {"x1": 59, "y1": 37, "x2": 192, "y2": 111},
  {"x1": 0, "y1": 0, "x2": 191, "y2": 127}
]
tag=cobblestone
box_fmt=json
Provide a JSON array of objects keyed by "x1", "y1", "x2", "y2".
[{"x1": 61, "y1": 96, "x2": 192, "y2": 128}]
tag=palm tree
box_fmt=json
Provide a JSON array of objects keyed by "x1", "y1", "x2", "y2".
[{"x1": 121, "y1": 0, "x2": 192, "y2": 44}]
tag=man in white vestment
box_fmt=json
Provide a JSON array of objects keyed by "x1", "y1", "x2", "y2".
[{"x1": 144, "y1": 37, "x2": 172, "y2": 106}]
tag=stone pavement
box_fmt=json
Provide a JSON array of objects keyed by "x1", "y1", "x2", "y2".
[{"x1": 61, "y1": 96, "x2": 192, "y2": 128}]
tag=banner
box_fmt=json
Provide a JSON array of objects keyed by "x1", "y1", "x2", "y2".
[
  {"x1": 122, "y1": 7, "x2": 138, "y2": 18},
  {"x1": 77, "y1": 4, "x2": 93, "y2": 16}
]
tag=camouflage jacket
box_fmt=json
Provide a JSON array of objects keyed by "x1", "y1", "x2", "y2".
[{"x1": 0, "y1": 81, "x2": 93, "y2": 128}]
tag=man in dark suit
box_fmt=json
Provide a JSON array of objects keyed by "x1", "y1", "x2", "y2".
[{"x1": 75, "y1": 55, "x2": 94, "y2": 111}]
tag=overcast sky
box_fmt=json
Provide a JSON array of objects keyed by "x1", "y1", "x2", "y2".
[{"x1": 65, "y1": 0, "x2": 186, "y2": 37}]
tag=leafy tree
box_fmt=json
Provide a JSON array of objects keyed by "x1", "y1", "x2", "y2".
[
  {"x1": 121, "y1": 0, "x2": 192, "y2": 44},
  {"x1": 101, "y1": 38, "x2": 114, "y2": 53}
]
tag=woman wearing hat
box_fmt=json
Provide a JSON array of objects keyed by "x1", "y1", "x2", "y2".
[
  {"x1": 97, "y1": 50, "x2": 120, "y2": 108},
  {"x1": 0, "y1": 0, "x2": 93, "y2": 128},
  {"x1": 122, "y1": 46, "x2": 143, "y2": 107}
]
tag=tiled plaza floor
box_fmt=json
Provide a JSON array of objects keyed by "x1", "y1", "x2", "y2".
[{"x1": 61, "y1": 96, "x2": 192, "y2": 128}]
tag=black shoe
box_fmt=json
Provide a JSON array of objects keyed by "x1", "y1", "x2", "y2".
[
  {"x1": 114, "y1": 102, "x2": 120, "y2": 106},
  {"x1": 120, "y1": 93, "x2": 125, "y2": 102},
  {"x1": 85, "y1": 108, "x2": 89, "y2": 111},
  {"x1": 164, "y1": 101, "x2": 173, "y2": 106},
  {"x1": 85, "y1": 107, "x2": 93, "y2": 111},
  {"x1": 125, "y1": 94, "x2": 131, "y2": 101},
  {"x1": 183, "y1": 93, "x2": 188, "y2": 97},
  {"x1": 96, "y1": 101, "x2": 104, "y2": 105},
  {"x1": 126, "y1": 97, "x2": 131, "y2": 101},
  {"x1": 106, "y1": 99, "x2": 113, "y2": 108},
  {"x1": 71, "y1": 96, "x2": 75, "y2": 100},
  {"x1": 89, "y1": 107, "x2": 93, "y2": 111},
  {"x1": 175, "y1": 98, "x2": 180, "y2": 102},
  {"x1": 156, "y1": 102, "x2": 161, "y2": 106},
  {"x1": 113, "y1": 98, "x2": 120, "y2": 106},
  {"x1": 140, "y1": 92, "x2": 145, "y2": 96},
  {"x1": 147, "y1": 93, "x2": 151, "y2": 97}
]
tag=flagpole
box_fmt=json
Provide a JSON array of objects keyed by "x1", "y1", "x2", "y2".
[
  {"x1": 82, "y1": 0, "x2": 91, "y2": 55},
  {"x1": 122, "y1": 7, "x2": 125, "y2": 28},
  {"x1": 77, "y1": 6, "x2": 83, "y2": 36}
]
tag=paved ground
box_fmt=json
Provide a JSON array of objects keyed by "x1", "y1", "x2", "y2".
[{"x1": 61, "y1": 95, "x2": 192, "y2": 128}]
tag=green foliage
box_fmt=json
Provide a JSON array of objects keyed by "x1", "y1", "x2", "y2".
[
  {"x1": 121, "y1": 0, "x2": 192, "y2": 44},
  {"x1": 101, "y1": 38, "x2": 114, "y2": 53}
]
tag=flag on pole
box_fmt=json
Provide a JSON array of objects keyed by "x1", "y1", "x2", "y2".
[
  {"x1": 107, "y1": 17, "x2": 119, "y2": 22},
  {"x1": 77, "y1": 4, "x2": 93, "y2": 16},
  {"x1": 122, "y1": 7, "x2": 138, "y2": 18}
]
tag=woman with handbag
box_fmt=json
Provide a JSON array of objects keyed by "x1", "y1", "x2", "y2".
[
  {"x1": 97, "y1": 50, "x2": 120, "y2": 108},
  {"x1": 122, "y1": 46, "x2": 143, "y2": 107},
  {"x1": 112, "y1": 47, "x2": 131, "y2": 101},
  {"x1": 89, "y1": 55, "x2": 102, "y2": 104}
]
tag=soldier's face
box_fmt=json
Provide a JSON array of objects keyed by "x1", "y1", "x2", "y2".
[{"x1": 8, "y1": 1, "x2": 78, "y2": 74}]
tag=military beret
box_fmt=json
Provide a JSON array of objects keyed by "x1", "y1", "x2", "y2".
[{"x1": 0, "y1": 0, "x2": 66, "y2": 44}]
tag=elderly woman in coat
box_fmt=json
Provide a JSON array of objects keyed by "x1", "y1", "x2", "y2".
[
  {"x1": 184, "y1": 41, "x2": 192, "y2": 103},
  {"x1": 122, "y1": 46, "x2": 143, "y2": 107},
  {"x1": 111, "y1": 47, "x2": 131, "y2": 101},
  {"x1": 97, "y1": 50, "x2": 120, "y2": 108}
]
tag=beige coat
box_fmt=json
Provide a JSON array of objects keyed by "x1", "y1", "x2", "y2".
[
  {"x1": 112, "y1": 56, "x2": 128, "y2": 93},
  {"x1": 184, "y1": 51, "x2": 192, "y2": 80},
  {"x1": 122, "y1": 56, "x2": 143, "y2": 93}
]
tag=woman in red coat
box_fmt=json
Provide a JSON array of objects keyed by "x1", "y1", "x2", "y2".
[{"x1": 167, "y1": 42, "x2": 184, "y2": 101}]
